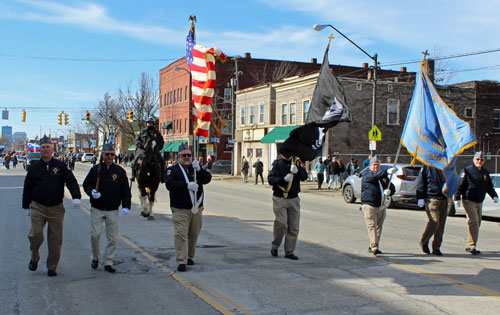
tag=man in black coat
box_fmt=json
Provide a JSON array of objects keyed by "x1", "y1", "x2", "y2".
[
  {"x1": 454, "y1": 152, "x2": 498, "y2": 255},
  {"x1": 165, "y1": 144, "x2": 212, "y2": 272},
  {"x1": 268, "y1": 152, "x2": 308, "y2": 260},
  {"x1": 130, "y1": 117, "x2": 165, "y2": 182},
  {"x1": 83, "y1": 143, "x2": 131, "y2": 273},
  {"x1": 253, "y1": 158, "x2": 264, "y2": 185},
  {"x1": 361, "y1": 157, "x2": 395, "y2": 255}
]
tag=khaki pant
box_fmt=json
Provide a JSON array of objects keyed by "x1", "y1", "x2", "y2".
[
  {"x1": 463, "y1": 200, "x2": 482, "y2": 249},
  {"x1": 28, "y1": 201, "x2": 65, "y2": 270},
  {"x1": 90, "y1": 207, "x2": 119, "y2": 266},
  {"x1": 421, "y1": 198, "x2": 448, "y2": 250},
  {"x1": 272, "y1": 196, "x2": 300, "y2": 255},
  {"x1": 362, "y1": 204, "x2": 386, "y2": 251},
  {"x1": 171, "y1": 207, "x2": 203, "y2": 264}
]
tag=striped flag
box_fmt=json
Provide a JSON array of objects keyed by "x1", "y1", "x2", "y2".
[{"x1": 186, "y1": 27, "x2": 226, "y2": 137}]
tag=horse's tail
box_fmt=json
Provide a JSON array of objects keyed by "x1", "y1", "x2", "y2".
[{"x1": 145, "y1": 187, "x2": 151, "y2": 194}]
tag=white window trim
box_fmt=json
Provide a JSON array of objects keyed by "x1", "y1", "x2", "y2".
[
  {"x1": 303, "y1": 99, "x2": 311, "y2": 124},
  {"x1": 240, "y1": 106, "x2": 246, "y2": 127},
  {"x1": 386, "y1": 99, "x2": 400, "y2": 126},
  {"x1": 259, "y1": 103, "x2": 265, "y2": 125},
  {"x1": 289, "y1": 102, "x2": 296, "y2": 125},
  {"x1": 493, "y1": 109, "x2": 500, "y2": 129},
  {"x1": 281, "y1": 103, "x2": 288, "y2": 126},
  {"x1": 249, "y1": 105, "x2": 255, "y2": 125},
  {"x1": 464, "y1": 107, "x2": 474, "y2": 119}
]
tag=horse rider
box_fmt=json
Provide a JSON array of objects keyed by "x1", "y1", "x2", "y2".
[{"x1": 130, "y1": 117, "x2": 166, "y2": 182}]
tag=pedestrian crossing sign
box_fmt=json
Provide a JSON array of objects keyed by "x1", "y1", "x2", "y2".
[{"x1": 369, "y1": 125, "x2": 382, "y2": 141}]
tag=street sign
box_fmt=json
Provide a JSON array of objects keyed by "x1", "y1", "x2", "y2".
[
  {"x1": 199, "y1": 136, "x2": 208, "y2": 144},
  {"x1": 369, "y1": 140, "x2": 376, "y2": 151},
  {"x1": 210, "y1": 138, "x2": 220, "y2": 143},
  {"x1": 228, "y1": 139, "x2": 234, "y2": 144},
  {"x1": 369, "y1": 125, "x2": 382, "y2": 141}
]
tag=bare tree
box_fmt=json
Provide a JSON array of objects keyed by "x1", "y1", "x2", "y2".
[
  {"x1": 432, "y1": 45, "x2": 459, "y2": 84},
  {"x1": 248, "y1": 61, "x2": 303, "y2": 85}
]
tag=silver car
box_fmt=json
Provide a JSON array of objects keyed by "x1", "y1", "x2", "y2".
[
  {"x1": 342, "y1": 163, "x2": 422, "y2": 207},
  {"x1": 451, "y1": 173, "x2": 500, "y2": 218}
]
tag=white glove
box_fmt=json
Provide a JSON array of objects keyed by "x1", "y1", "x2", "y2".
[
  {"x1": 91, "y1": 189, "x2": 101, "y2": 199},
  {"x1": 387, "y1": 167, "x2": 396, "y2": 175},
  {"x1": 455, "y1": 200, "x2": 461, "y2": 208},
  {"x1": 187, "y1": 182, "x2": 199, "y2": 191},
  {"x1": 284, "y1": 174, "x2": 294, "y2": 182},
  {"x1": 417, "y1": 199, "x2": 425, "y2": 208},
  {"x1": 290, "y1": 165, "x2": 298, "y2": 174},
  {"x1": 192, "y1": 159, "x2": 201, "y2": 171},
  {"x1": 25, "y1": 209, "x2": 30, "y2": 216},
  {"x1": 72, "y1": 199, "x2": 81, "y2": 207},
  {"x1": 384, "y1": 189, "x2": 391, "y2": 196},
  {"x1": 121, "y1": 207, "x2": 130, "y2": 215},
  {"x1": 494, "y1": 197, "x2": 499, "y2": 204}
]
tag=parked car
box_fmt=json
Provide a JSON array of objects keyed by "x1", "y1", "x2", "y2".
[
  {"x1": 210, "y1": 160, "x2": 232, "y2": 174},
  {"x1": 449, "y1": 173, "x2": 500, "y2": 218},
  {"x1": 81, "y1": 153, "x2": 95, "y2": 163},
  {"x1": 342, "y1": 163, "x2": 422, "y2": 208},
  {"x1": 16, "y1": 155, "x2": 27, "y2": 164},
  {"x1": 75, "y1": 153, "x2": 84, "y2": 161},
  {"x1": 26, "y1": 152, "x2": 41, "y2": 169}
]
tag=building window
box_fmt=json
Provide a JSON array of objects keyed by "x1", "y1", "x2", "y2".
[
  {"x1": 290, "y1": 102, "x2": 296, "y2": 125},
  {"x1": 259, "y1": 103, "x2": 264, "y2": 124},
  {"x1": 247, "y1": 148, "x2": 253, "y2": 158},
  {"x1": 303, "y1": 100, "x2": 310, "y2": 123},
  {"x1": 256, "y1": 148, "x2": 262, "y2": 158},
  {"x1": 241, "y1": 107, "x2": 245, "y2": 126},
  {"x1": 494, "y1": 109, "x2": 500, "y2": 129},
  {"x1": 282, "y1": 104, "x2": 288, "y2": 125},
  {"x1": 224, "y1": 88, "x2": 232, "y2": 103},
  {"x1": 185, "y1": 118, "x2": 188, "y2": 133},
  {"x1": 185, "y1": 85, "x2": 188, "y2": 101},
  {"x1": 164, "y1": 94, "x2": 167, "y2": 107},
  {"x1": 180, "y1": 88, "x2": 183, "y2": 102},
  {"x1": 249, "y1": 105, "x2": 255, "y2": 125},
  {"x1": 387, "y1": 99, "x2": 400, "y2": 125},
  {"x1": 388, "y1": 84, "x2": 393, "y2": 93},
  {"x1": 356, "y1": 83, "x2": 363, "y2": 91},
  {"x1": 464, "y1": 107, "x2": 474, "y2": 118}
]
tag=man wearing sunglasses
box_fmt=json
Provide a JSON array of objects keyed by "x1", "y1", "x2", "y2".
[
  {"x1": 22, "y1": 135, "x2": 81, "y2": 277},
  {"x1": 454, "y1": 151, "x2": 498, "y2": 255},
  {"x1": 164, "y1": 144, "x2": 211, "y2": 272},
  {"x1": 83, "y1": 143, "x2": 131, "y2": 273}
]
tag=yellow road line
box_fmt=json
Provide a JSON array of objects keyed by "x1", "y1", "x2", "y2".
[
  {"x1": 71, "y1": 196, "x2": 235, "y2": 315},
  {"x1": 196, "y1": 281, "x2": 254, "y2": 315}
]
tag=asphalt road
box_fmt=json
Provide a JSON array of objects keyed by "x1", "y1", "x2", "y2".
[{"x1": 2, "y1": 162, "x2": 500, "y2": 314}]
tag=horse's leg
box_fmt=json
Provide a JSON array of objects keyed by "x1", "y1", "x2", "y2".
[
  {"x1": 138, "y1": 185, "x2": 149, "y2": 217},
  {"x1": 147, "y1": 186, "x2": 157, "y2": 220}
]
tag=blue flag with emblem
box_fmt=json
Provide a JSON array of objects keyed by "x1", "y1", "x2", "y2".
[{"x1": 400, "y1": 61, "x2": 477, "y2": 198}]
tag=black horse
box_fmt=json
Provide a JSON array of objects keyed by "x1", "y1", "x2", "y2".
[{"x1": 136, "y1": 138, "x2": 162, "y2": 220}]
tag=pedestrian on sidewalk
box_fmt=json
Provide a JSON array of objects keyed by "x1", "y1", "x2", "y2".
[
  {"x1": 241, "y1": 157, "x2": 250, "y2": 183},
  {"x1": 324, "y1": 155, "x2": 332, "y2": 186},
  {"x1": 22, "y1": 135, "x2": 81, "y2": 277},
  {"x1": 361, "y1": 156, "x2": 395, "y2": 256},
  {"x1": 327, "y1": 157, "x2": 340, "y2": 189},
  {"x1": 417, "y1": 164, "x2": 448, "y2": 256},
  {"x1": 268, "y1": 151, "x2": 308, "y2": 260},
  {"x1": 253, "y1": 158, "x2": 264, "y2": 185},
  {"x1": 165, "y1": 144, "x2": 212, "y2": 272},
  {"x1": 454, "y1": 152, "x2": 498, "y2": 255},
  {"x1": 314, "y1": 157, "x2": 325, "y2": 190},
  {"x1": 83, "y1": 143, "x2": 131, "y2": 273}
]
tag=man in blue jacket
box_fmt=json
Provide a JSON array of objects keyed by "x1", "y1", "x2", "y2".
[{"x1": 361, "y1": 156, "x2": 395, "y2": 255}]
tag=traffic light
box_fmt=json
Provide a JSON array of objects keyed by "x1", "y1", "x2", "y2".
[
  {"x1": 127, "y1": 110, "x2": 134, "y2": 122},
  {"x1": 85, "y1": 111, "x2": 90, "y2": 124},
  {"x1": 58, "y1": 113, "x2": 63, "y2": 125},
  {"x1": 64, "y1": 113, "x2": 69, "y2": 125},
  {"x1": 22, "y1": 110, "x2": 26, "y2": 122}
]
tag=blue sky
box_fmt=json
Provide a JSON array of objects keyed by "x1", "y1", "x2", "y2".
[{"x1": 1, "y1": 0, "x2": 499, "y2": 139}]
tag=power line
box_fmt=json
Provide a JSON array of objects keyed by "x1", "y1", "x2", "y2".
[
  {"x1": 0, "y1": 53, "x2": 176, "y2": 62},
  {"x1": 380, "y1": 48, "x2": 500, "y2": 67}
]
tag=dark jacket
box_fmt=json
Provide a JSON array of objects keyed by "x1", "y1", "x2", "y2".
[
  {"x1": 268, "y1": 158, "x2": 308, "y2": 199},
  {"x1": 22, "y1": 158, "x2": 81, "y2": 209},
  {"x1": 253, "y1": 161, "x2": 264, "y2": 173},
  {"x1": 454, "y1": 164, "x2": 497, "y2": 203},
  {"x1": 329, "y1": 161, "x2": 340, "y2": 175},
  {"x1": 83, "y1": 163, "x2": 131, "y2": 211},
  {"x1": 136, "y1": 126, "x2": 164, "y2": 153},
  {"x1": 361, "y1": 169, "x2": 395, "y2": 207},
  {"x1": 416, "y1": 165, "x2": 447, "y2": 200},
  {"x1": 165, "y1": 163, "x2": 212, "y2": 209}
]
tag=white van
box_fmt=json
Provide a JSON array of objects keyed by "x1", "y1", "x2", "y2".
[{"x1": 81, "y1": 153, "x2": 95, "y2": 163}]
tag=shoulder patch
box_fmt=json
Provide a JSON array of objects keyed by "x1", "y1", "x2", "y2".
[{"x1": 166, "y1": 169, "x2": 172, "y2": 176}]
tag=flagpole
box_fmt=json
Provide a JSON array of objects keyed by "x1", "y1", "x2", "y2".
[{"x1": 188, "y1": 14, "x2": 199, "y2": 213}]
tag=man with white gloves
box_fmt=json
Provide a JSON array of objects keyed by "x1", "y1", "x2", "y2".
[
  {"x1": 164, "y1": 144, "x2": 212, "y2": 272},
  {"x1": 268, "y1": 151, "x2": 308, "y2": 260},
  {"x1": 454, "y1": 152, "x2": 498, "y2": 255},
  {"x1": 83, "y1": 143, "x2": 131, "y2": 273}
]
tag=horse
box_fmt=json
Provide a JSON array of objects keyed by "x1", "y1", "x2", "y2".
[{"x1": 135, "y1": 138, "x2": 162, "y2": 220}]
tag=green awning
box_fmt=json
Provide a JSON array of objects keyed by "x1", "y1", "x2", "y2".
[
  {"x1": 260, "y1": 125, "x2": 300, "y2": 143},
  {"x1": 160, "y1": 141, "x2": 188, "y2": 152},
  {"x1": 162, "y1": 121, "x2": 172, "y2": 129},
  {"x1": 160, "y1": 142, "x2": 174, "y2": 152},
  {"x1": 128, "y1": 145, "x2": 136, "y2": 151}
]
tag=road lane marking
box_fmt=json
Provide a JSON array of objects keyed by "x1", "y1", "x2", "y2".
[
  {"x1": 195, "y1": 281, "x2": 254, "y2": 315},
  {"x1": 70, "y1": 195, "x2": 236, "y2": 314},
  {"x1": 203, "y1": 210, "x2": 500, "y2": 301}
]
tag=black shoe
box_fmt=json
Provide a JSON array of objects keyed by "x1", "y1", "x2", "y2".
[
  {"x1": 47, "y1": 270, "x2": 57, "y2": 277},
  {"x1": 373, "y1": 249, "x2": 382, "y2": 256},
  {"x1": 104, "y1": 265, "x2": 116, "y2": 273},
  {"x1": 91, "y1": 259, "x2": 99, "y2": 269},
  {"x1": 470, "y1": 248, "x2": 481, "y2": 255},
  {"x1": 432, "y1": 249, "x2": 443, "y2": 256},
  {"x1": 270, "y1": 248, "x2": 278, "y2": 257},
  {"x1": 177, "y1": 264, "x2": 187, "y2": 272},
  {"x1": 28, "y1": 260, "x2": 38, "y2": 271},
  {"x1": 187, "y1": 259, "x2": 195, "y2": 266},
  {"x1": 420, "y1": 242, "x2": 430, "y2": 254},
  {"x1": 285, "y1": 254, "x2": 298, "y2": 260},
  {"x1": 130, "y1": 175, "x2": 136, "y2": 182}
]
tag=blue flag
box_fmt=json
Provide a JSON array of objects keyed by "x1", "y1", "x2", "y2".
[
  {"x1": 400, "y1": 62, "x2": 476, "y2": 198},
  {"x1": 186, "y1": 26, "x2": 195, "y2": 68}
]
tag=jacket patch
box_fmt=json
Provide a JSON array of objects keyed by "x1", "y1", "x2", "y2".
[
  {"x1": 111, "y1": 174, "x2": 118, "y2": 182},
  {"x1": 52, "y1": 167, "x2": 60, "y2": 175}
]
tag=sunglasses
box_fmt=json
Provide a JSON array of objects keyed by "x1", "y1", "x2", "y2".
[
  {"x1": 475, "y1": 158, "x2": 484, "y2": 161},
  {"x1": 179, "y1": 153, "x2": 192, "y2": 158},
  {"x1": 104, "y1": 153, "x2": 115, "y2": 157}
]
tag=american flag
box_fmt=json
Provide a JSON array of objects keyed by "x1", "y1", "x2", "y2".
[{"x1": 186, "y1": 27, "x2": 226, "y2": 137}]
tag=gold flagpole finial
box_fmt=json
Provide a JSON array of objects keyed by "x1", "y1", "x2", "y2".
[{"x1": 327, "y1": 34, "x2": 335, "y2": 49}]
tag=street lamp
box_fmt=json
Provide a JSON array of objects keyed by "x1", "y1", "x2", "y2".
[{"x1": 313, "y1": 24, "x2": 378, "y2": 154}]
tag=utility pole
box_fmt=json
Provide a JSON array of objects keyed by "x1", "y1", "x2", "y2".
[{"x1": 231, "y1": 56, "x2": 240, "y2": 176}]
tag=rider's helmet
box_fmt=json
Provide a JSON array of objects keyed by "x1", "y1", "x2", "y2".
[{"x1": 146, "y1": 116, "x2": 155, "y2": 124}]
